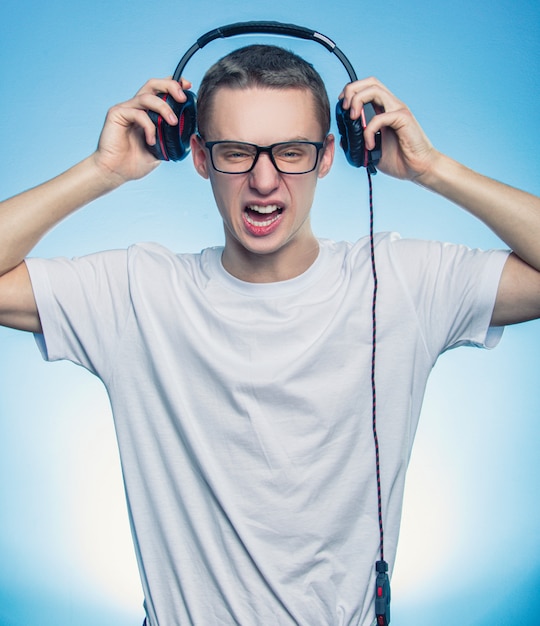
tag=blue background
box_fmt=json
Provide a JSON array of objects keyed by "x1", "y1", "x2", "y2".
[{"x1": 1, "y1": 1, "x2": 539, "y2": 624}]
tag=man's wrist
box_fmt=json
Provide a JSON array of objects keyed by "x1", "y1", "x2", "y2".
[
  {"x1": 412, "y1": 150, "x2": 458, "y2": 194},
  {"x1": 88, "y1": 151, "x2": 130, "y2": 193}
]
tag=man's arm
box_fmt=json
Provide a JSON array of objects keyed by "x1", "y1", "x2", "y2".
[
  {"x1": 0, "y1": 78, "x2": 189, "y2": 332},
  {"x1": 414, "y1": 154, "x2": 540, "y2": 326},
  {"x1": 340, "y1": 78, "x2": 540, "y2": 327}
]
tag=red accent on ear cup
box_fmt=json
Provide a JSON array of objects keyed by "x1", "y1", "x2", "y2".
[
  {"x1": 147, "y1": 94, "x2": 169, "y2": 160},
  {"x1": 179, "y1": 110, "x2": 185, "y2": 137},
  {"x1": 147, "y1": 91, "x2": 197, "y2": 161},
  {"x1": 156, "y1": 97, "x2": 169, "y2": 161},
  {"x1": 360, "y1": 109, "x2": 369, "y2": 168}
]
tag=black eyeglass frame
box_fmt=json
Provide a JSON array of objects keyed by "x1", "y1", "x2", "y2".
[{"x1": 202, "y1": 138, "x2": 326, "y2": 175}]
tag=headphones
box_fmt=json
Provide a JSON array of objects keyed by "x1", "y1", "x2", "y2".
[{"x1": 146, "y1": 21, "x2": 382, "y2": 173}]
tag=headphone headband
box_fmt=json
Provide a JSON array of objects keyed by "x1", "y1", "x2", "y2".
[
  {"x1": 150, "y1": 20, "x2": 380, "y2": 171},
  {"x1": 172, "y1": 21, "x2": 358, "y2": 83}
]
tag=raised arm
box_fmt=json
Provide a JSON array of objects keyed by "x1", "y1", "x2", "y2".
[
  {"x1": 0, "y1": 78, "x2": 189, "y2": 333},
  {"x1": 340, "y1": 78, "x2": 540, "y2": 326}
]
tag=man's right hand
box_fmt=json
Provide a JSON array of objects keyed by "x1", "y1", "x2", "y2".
[{"x1": 92, "y1": 77, "x2": 192, "y2": 186}]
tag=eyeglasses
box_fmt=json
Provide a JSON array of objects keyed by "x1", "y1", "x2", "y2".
[{"x1": 203, "y1": 139, "x2": 325, "y2": 175}]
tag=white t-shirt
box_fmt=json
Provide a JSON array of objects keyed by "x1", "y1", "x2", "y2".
[{"x1": 26, "y1": 234, "x2": 508, "y2": 626}]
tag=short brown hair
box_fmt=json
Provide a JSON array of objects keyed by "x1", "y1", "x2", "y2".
[{"x1": 197, "y1": 44, "x2": 330, "y2": 138}]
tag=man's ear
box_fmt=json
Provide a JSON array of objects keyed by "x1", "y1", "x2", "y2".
[
  {"x1": 318, "y1": 134, "x2": 335, "y2": 179},
  {"x1": 190, "y1": 135, "x2": 209, "y2": 179}
]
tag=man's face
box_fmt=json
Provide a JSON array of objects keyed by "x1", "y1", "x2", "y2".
[{"x1": 191, "y1": 86, "x2": 334, "y2": 279}]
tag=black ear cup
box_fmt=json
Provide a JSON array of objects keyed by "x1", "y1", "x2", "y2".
[
  {"x1": 336, "y1": 100, "x2": 381, "y2": 172},
  {"x1": 147, "y1": 90, "x2": 197, "y2": 161}
]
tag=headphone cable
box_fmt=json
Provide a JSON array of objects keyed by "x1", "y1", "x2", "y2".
[{"x1": 367, "y1": 169, "x2": 391, "y2": 625}]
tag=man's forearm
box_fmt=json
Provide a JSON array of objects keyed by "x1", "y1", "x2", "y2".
[
  {"x1": 416, "y1": 152, "x2": 540, "y2": 270},
  {"x1": 0, "y1": 155, "x2": 121, "y2": 276}
]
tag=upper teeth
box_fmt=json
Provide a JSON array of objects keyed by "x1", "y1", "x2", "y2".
[{"x1": 248, "y1": 205, "x2": 280, "y2": 214}]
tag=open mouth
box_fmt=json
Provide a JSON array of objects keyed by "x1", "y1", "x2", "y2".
[
  {"x1": 243, "y1": 204, "x2": 284, "y2": 228},
  {"x1": 244, "y1": 204, "x2": 283, "y2": 226}
]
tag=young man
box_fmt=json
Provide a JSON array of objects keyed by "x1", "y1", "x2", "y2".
[{"x1": 0, "y1": 45, "x2": 539, "y2": 626}]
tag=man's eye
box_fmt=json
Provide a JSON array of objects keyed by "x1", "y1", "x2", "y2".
[
  {"x1": 275, "y1": 145, "x2": 307, "y2": 160},
  {"x1": 226, "y1": 152, "x2": 250, "y2": 159},
  {"x1": 222, "y1": 148, "x2": 253, "y2": 161}
]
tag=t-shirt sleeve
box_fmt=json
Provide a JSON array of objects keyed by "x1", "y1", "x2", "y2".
[
  {"x1": 25, "y1": 249, "x2": 131, "y2": 378},
  {"x1": 389, "y1": 237, "x2": 509, "y2": 358}
]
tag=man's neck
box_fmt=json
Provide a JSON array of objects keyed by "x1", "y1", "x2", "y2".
[{"x1": 221, "y1": 235, "x2": 320, "y2": 283}]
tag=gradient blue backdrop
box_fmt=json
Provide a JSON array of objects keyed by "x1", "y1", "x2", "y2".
[{"x1": 1, "y1": 1, "x2": 539, "y2": 625}]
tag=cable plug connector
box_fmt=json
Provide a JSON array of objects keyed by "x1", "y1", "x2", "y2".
[{"x1": 375, "y1": 560, "x2": 391, "y2": 625}]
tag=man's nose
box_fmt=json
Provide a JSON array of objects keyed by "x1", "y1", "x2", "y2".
[{"x1": 248, "y1": 152, "x2": 280, "y2": 193}]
